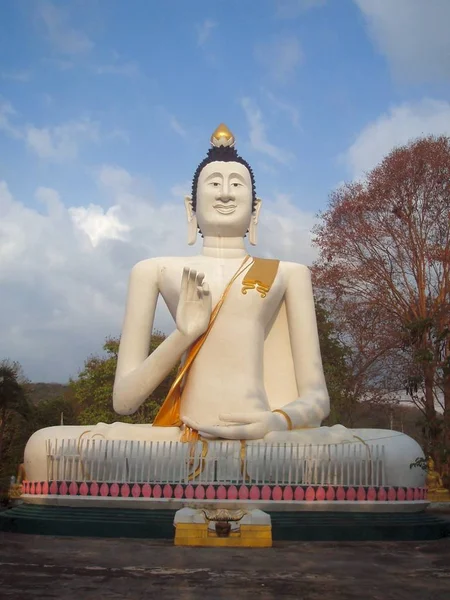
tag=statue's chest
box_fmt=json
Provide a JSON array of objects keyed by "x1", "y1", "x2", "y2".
[{"x1": 159, "y1": 261, "x2": 285, "y2": 320}]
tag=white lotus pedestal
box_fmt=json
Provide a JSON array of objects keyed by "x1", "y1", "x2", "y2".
[{"x1": 21, "y1": 438, "x2": 428, "y2": 511}]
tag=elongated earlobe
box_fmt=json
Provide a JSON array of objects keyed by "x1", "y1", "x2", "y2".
[
  {"x1": 184, "y1": 195, "x2": 198, "y2": 245},
  {"x1": 249, "y1": 198, "x2": 262, "y2": 246}
]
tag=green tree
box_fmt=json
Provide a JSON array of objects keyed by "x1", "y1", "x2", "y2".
[
  {"x1": 33, "y1": 387, "x2": 79, "y2": 430},
  {"x1": 71, "y1": 332, "x2": 177, "y2": 425},
  {"x1": 0, "y1": 361, "x2": 31, "y2": 463},
  {"x1": 0, "y1": 360, "x2": 32, "y2": 486},
  {"x1": 315, "y1": 300, "x2": 357, "y2": 427}
]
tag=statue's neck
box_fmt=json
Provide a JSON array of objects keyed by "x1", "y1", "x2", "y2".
[{"x1": 201, "y1": 236, "x2": 248, "y2": 259}]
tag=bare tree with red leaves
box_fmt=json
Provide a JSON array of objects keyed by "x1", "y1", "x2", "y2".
[{"x1": 313, "y1": 135, "x2": 450, "y2": 460}]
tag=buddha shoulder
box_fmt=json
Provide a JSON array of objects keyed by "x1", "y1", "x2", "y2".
[
  {"x1": 278, "y1": 260, "x2": 312, "y2": 281},
  {"x1": 129, "y1": 257, "x2": 186, "y2": 274}
]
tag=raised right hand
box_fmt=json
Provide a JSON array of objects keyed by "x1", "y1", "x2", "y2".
[{"x1": 176, "y1": 268, "x2": 212, "y2": 341}]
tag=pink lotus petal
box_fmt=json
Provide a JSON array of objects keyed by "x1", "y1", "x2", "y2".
[
  {"x1": 153, "y1": 484, "x2": 162, "y2": 498},
  {"x1": 163, "y1": 484, "x2": 172, "y2": 499},
  {"x1": 261, "y1": 485, "x2": 271, "y2": 500},
  {"x1": 90, "y1": 482, "x2": 99, "y2": 496},
  {"x1": 206, "y1": 485, "x2": 215, "y2": 499},
  {"x1": 121, "y1": 483, "x2": 130, "y2": 498},
  {"x1": 142, "y1": 483, "x2": 152, "y2": 498},
  {"x1": 132, "y1": 484, "x2": 141, "y2": 498},
  {"x1": 238, "y1": 485, "x2": 249, "y2": 500},
  {"x1": 100, "y1": 483, "x2": 109, "y2": 497},
  {"x1": 378, "y1": 488, "x2": 387, "y2": 501},
  {"x1": 216, "y1": 485, "x2": 227, "y2": 500},
  {"x1": 356, "y1": 487, "x2": 366, "y2": 501},
  {"x1": 397, "y1": 488, "x2": 406, "y2": 501},
  {"x1": 35, "y1": 482, "x2": 42, "y2": 495},
  {"x1": 174, "y1": 484, "x2": 184, "y2": 499},
  {"x1": 326, "y1": 486, "x2": 335, "y2": 501},
  {"x1": 367, "y1": 487, "x2": 377, "y2": 501},
  {"x1": 50, "y1": 481, "x2": 58, "y2": 495},
  {"x1": 59, "y1": 481, "x2": 68, "y2": 495},
  {"x1": 30, "y1": 482, "x2": 35, "y2": 495},
  {"x1": 406, "y1": 488, "x2": 414, "y2": 501},
  {"x1": 69, "y1": 482, "x2": 78, "y2": 496},
  {"x1": 184, "y1": 484, "x2": 194, "y2": 499},
  {"x1": 250, "y1": 485, "x2": 260, "y2": 500},
  {"x1": 227, "y1": 485, "x2": 238, "y2": 500},
  {"x1": 387, "y1": 487, "x2": 396, "y2": 501},
  {"x1": 110, "y1": 483, "x2": 120, "y2": 497},
  {"x1": 42, "y1": 481, "x2": 49, "y2": 495},
  {"x1": 414, "y1": 488, "x2": 420, "y2": 500},
  {"x1": 195, "y1": 485, "x2": 205, "y2": 499},
  {"x1": 283, "y1": 485, "x2": 293, "y2": 501},
  {"x1": 79, "y1": 482, "x2": 89, "y2": 496},
  {"x1": 305, "y1": 486, "x2": 315, "y2": 501},
  {"x1": 272, "y1": 485, "x2": 283, "y2": 501},
  {"x1": 316, "y1": 486, "x2": 326, "y2": 501},
  {"x1": 336, "y1": 486, "x2": 345, "y2": 501},
  {"x1": 294, "y1": 486, "x2": 304, "y2": 501},
  {"x1": 346, "y1": 487, "x2": 356, "y2": 501}
]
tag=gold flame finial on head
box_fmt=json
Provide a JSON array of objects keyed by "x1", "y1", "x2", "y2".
[{"x1": 210, "y1": 123, "x2": 235, "y2": 148}]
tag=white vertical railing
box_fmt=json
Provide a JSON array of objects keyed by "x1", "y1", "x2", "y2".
[{"x1": 45, "y1": 439, "x2": 385, "y2": 487}]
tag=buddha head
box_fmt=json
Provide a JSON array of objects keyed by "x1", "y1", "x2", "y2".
[{"x1": 185, "y1": 124, "x2": 262, "y2": 245}]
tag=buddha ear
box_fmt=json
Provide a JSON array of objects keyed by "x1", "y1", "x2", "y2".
[
  {"x1": 184, "y1": 195, "x2": 198, "y2": 246},
  {"x1": 249, "y1": 197, "x2": 262, "y2": 246}
]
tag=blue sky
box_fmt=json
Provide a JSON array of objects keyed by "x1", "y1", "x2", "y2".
[{"x1": 1, "y1": 0, "x2": 450, "y2": 382}]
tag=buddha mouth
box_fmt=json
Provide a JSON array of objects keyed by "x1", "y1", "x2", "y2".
[{"x1": 213, "y1": 204, "x2": 237, "y2": 214}]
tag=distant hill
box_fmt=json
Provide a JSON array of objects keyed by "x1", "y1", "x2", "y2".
[{"x1": 25, "y1": 382, "x2": 70, "y2": 406}]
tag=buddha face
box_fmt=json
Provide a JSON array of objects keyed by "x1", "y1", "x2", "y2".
[{"x1": 194, "y1": 161, "x2": 254, "y2": 237}]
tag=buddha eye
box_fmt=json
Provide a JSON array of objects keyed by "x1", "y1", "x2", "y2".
[
  {"x1": 210, "y1": 182, "x2": 220, "y2": 187},
  {"x1": 231, "y1": 182, "x2": 241, "y2": 187}
]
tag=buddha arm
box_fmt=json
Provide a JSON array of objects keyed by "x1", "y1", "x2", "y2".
[
  {"x1": 280, "y1": 263, "x2": 330, "y2": 428},
  {"x1": 113, "y1": 260, "x2": 194, "y2": 415}
]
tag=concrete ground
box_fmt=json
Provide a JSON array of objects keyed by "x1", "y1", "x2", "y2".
[{"x1": 0, "y1": 532, "x2": 449, "y2": 599}]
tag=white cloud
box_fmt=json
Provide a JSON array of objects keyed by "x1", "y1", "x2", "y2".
[
  {"x1": 44, "y1": 58, "x2": 75, "y2": 71},
  {"x1": 1, "y1": 70, "x2": 32, "y2": 82},
  {"x1": 94, "y1": 62, "x2": 141, "y2": 77},
  {"x1": 265, "y1": 90, "x2": 301, "y2": 129},
  {"x1": 38, "y1": 1, "x2": 94, "y2": 55},
  {"x1": 254, "y1": 35, "x2": 303, "y2": 83},
  {"x1": 96, "y1": 165, "x2": 134, "y2": 191},
  {"x1": 0, "y1": 171, "x2": 190, "y2": 381},
  {"x1": 171, "y1": 182, "x2": 191, "y2": 199},
  {"x1": 25, "y1": 118, "x2": 100, "y2": 161},
  {"x1": 0, "y1": 99, "x2": 21, "y2": 138},
  {"x1": 169, "y1": 116, "x2": 187, "y2": 137},
  {"x1": 0, "y1": 165, "x2": 317, "y2": 382},
  {"x1": 275, "y1": 0, "x2": 327, "y2": 18},
  {"x1": 241, "y1": 97, "x2": 295, "y2": 164},
  {"x1": 344, "y1": 98, "x2": 450, "y2": 177},
  {"x1": 355, "y1": 0, "x2": 450, "y2": 82},
  {"x1": 69, "y1": 205, "x2": 131, "y2": 248},
  {"x1": 0, "y1": 98, "x2": 101, "y2": 162},
  {"x1": 196, "y1": 19, "x2": 216, "y2": 46},
  {"x1": 259, "y1": 194, "x2": 318, "y2": 265}
]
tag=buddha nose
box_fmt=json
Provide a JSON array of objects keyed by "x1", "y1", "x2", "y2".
[{"x1": 218, "y1": 181, "x2": 234, "y2": 202}]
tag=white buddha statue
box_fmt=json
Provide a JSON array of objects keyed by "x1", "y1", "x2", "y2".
[{"x1": 24, "y1": 124, "x2": 425, "y2": 488}]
